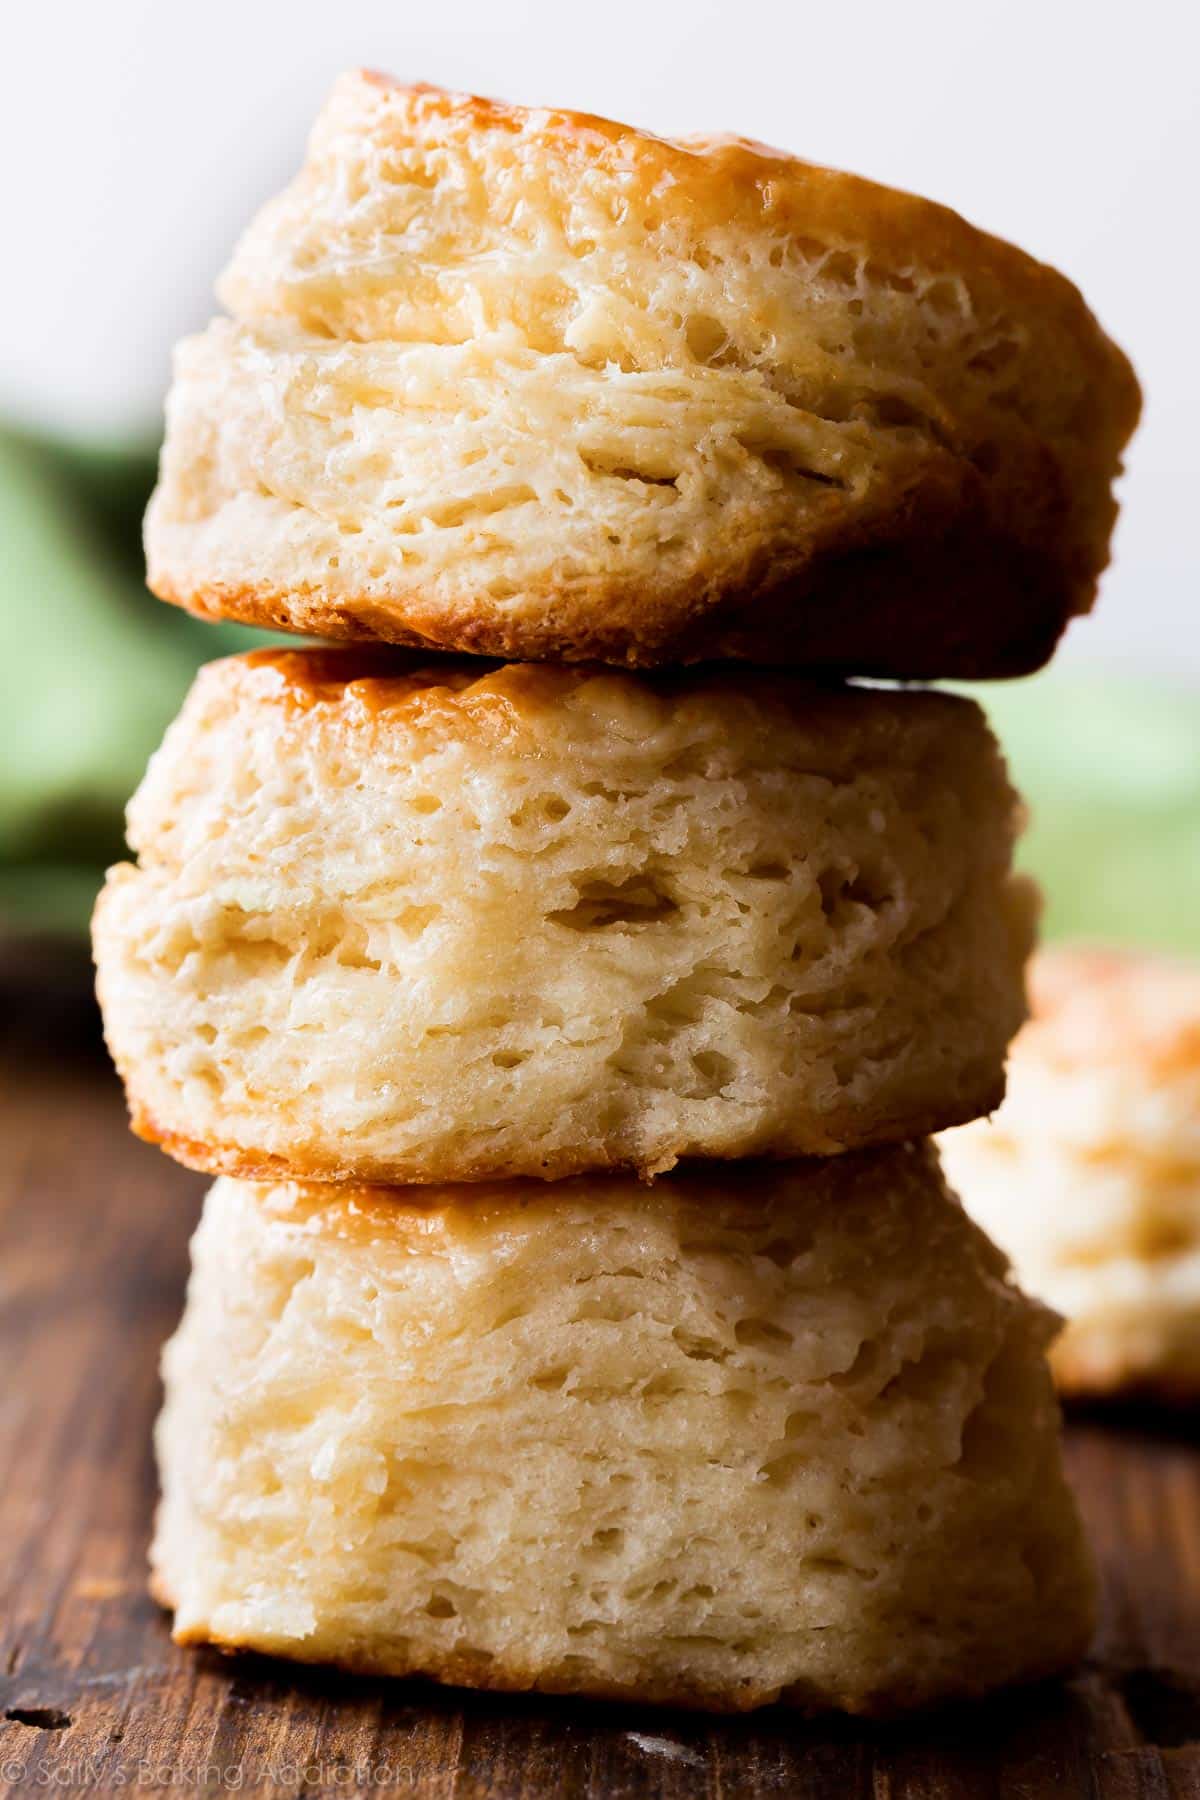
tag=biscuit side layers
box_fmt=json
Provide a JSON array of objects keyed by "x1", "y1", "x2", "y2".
[
  {"x1": 940, "y1": 947, "x2": 1200, "y2": 1400},
  {"x1": 145, "y1": 73, "x2": 1140, "y2": 674},
  {"x1": 93, "y1": 649, "x2": 1034, "y2": 1185},
  {"x1": 152, "y1": 1145, "x2": 1094, "y2": 1713}
]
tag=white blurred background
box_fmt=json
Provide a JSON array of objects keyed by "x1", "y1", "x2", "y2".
[{"x1": 4, "y1": 0, "x2": 1196, "y2": 674}]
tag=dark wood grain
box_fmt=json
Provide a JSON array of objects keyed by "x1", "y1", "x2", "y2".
[{"x1": 4, "y1": 1043, "x2": 1200, "y2": 1797}]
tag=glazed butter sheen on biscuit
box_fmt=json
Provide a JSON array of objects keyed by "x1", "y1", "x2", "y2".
[
  {"x1": 145, "y1": 73, "x2": 1140, "y2": 674},
  {"x1": 940, "y1": 947, "x2": 1200, "y2": 1400},
  {"x1": 94, "y1": 649, "x2": 1033, "y2": 1185},
  {"x1": 152, "y1": 1147, "x2": 1094, "y2": 1713}
]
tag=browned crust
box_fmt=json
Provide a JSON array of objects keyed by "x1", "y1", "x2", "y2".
[
  {"x1": 154, "y1": 1143, "x2": 949, "y2": 1235},
  {"x1": 149, "y1": 1570, "x2": 1088, "y2": 1718},
  {"x1": 214, "y1": 642, "x2": 984, "y2": 721},
  {"x1": 318, "y1": 77, "x2": 1139, "y2": 388},
  {"x1": 151, "y1": 505, "x2": 1083, "y2": 679},
  {"x1": 125, "y1": 1075, "x2": 1006, "y2": 1187}
]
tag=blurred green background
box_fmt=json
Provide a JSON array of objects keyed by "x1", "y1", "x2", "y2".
[
  {"x1": 0, "y1": 429, "x2": 280, "y2": 941},
  {"x1": 2, "y1": 424, "x2": 1198, "y2": 962}
]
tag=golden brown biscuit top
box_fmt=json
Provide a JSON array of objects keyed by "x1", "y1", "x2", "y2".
[
  {"x1": 1024, "y1": 945, "x2": 1200, "y2": 1082},
  {"x1": 251, "y1": 72, "x2": 1124, "y2": 337},
  {"x1": 242, "y1": 1142, "x2": 948, "y2": 1250},
  {"x1": 220, "y1": 72, "x2": 1138, "y2": 446},
  {"x1": 216, "y1": 646, "x2": 981, "y2": 747},
  {"x1": 240, "y1": 645, "x2": 497, "y2": 710}
]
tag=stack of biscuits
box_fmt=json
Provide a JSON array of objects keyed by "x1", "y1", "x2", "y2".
[{"x1": 93, "y1": 74, "x2": 1140, "y2": 1714}]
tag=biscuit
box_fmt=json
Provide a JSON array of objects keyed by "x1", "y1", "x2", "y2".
[
  {"x1": 151, "y1": 1145, "x2": 1093, "y2": 1714},
  {"x1": 939, "y1": 946, "x2": 1200, "y2": 1400},
  {"x1": 144, "y1": 73, "x2": 1140, "y2": 675},
  {"x1": 93, "y1": 648, "x2": 1033, "y2": 1184}
]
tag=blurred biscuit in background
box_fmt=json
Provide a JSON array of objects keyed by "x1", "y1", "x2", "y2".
[
  {"x1": 153, "y1": 1145, "x2": 1094, "y2": 1713},
  {"x1": 940, "y1": 945, "x2": 1200, "y2": 1401},
  {"x1": 145, "y1": 72, "x2": 1139, "y2": 676},
  {"x1": 93, "y1": 648, "x2": 1034, "y2": 1185}
]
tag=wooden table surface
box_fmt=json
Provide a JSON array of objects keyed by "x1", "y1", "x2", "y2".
[{"x1": 5, "y1": 1017, "x2": 1200, "y2": 1797}]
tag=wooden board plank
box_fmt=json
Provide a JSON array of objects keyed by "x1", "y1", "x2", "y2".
[{"x1": 3, "y1": 1044, "x2": 1200, "y2": 1797}]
